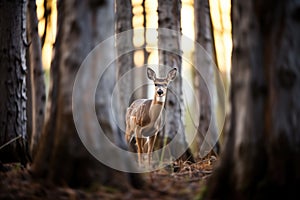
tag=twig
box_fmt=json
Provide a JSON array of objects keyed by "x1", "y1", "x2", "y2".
[{"x1": 0, "y1": 135, "x2": 22, "y2": 151}]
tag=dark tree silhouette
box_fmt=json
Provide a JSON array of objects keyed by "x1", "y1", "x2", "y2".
[
  {"x1": 205, "y1": 0, "x2": 300, "y2": 199},
  {"x1": 27, "y1": 0, "x2": 46, "y2": 158},
  {"x1": 0, "y1": 0, "x2": 30, "y2": 164}
]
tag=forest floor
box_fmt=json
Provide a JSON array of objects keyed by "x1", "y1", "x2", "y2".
[{"x1": 0, "y1": 156, "x2": 217, "y2": 200}]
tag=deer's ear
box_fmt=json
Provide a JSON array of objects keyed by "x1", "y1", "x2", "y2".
[
  {"x1": 167, "y1": 68, "x2": 177, "y2": 82},
  {"x1": 147, "y1": 68, "x2": 156, "y2": 81}
]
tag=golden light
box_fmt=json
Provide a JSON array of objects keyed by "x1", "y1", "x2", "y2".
[
  {"x1": 37, "y1": 0, "x2": 232, "y2": 82},
  {"x1": 147, "y1": 51, "x2": 159, "y2": 65},
  {"x1": 145, "y1": 0, "x2": 158, "y2": 28},
  {"x1": 132, "y1": 0, "x2": 143, "y2": 6},
  {"x1": 181, "y1": 0, "x2": 194, "y2": 85},
  {"x1": 210, "y1": 0, "x2": 232, "y2": 80},
  {"x1": 181, "y1": 0, "x2": 195, "y2": 43},
  {"x1": 145, "y1": 0, "x2": 158, "y2": 49},
  {"x1": 134, "y1": 50, "x2": 145, "y2": 67},
  {"x1": 132, "y1": 5, "x2": 143, "y2": 15},
  {"x1": 37, "y1": 0, "x2": 57, "y2": 70},
  {"x1": 36, "y1": 0, "x2": 45, "y2": 36}
]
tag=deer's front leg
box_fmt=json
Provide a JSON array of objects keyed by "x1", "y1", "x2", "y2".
[
  {"x1": 147, "y1": 131, "x2": 158, "y2": 166},
  {"x1": 135, "y1": 126, "x2": 143, "y2": 166}
]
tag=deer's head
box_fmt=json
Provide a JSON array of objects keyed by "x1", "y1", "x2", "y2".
[{"x1": 147, "y1": 67, "x2": 177, "y2": 102}]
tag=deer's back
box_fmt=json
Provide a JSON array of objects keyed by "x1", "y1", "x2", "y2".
[{"x1": 126, "y1": 99, "x2": 152, "y2": 127}]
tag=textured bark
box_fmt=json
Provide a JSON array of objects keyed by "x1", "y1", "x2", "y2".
[
  {"x1": 194, "y1": 0, "x2": 219, "y2": 156},
  {"x1": 33, "y1": 0, "x2": 138, "y2": 188},
  {"x1": 141, "y1": 0, "x2": 149, "y2": 99},
  {"x1": 115, "y1": 0, "x2": 144, "y2": 187},
  {"x1": 157, "y1": 0, "x2": 194, "y2": 162},
  {"x1": 32, "y1": 0, "x2": 63, "y2": 180},
  {"x1": 0, "y1": 0, "x2": 30, "y2": 164},
  {"x1": 115, "y1": 0, "x2": 134, "y2": 144},
  {"x1": 26, "y1": 47, "x2": 33, "y2": 160},
  {"x1": 205, "y1": 0, "x2": 300, "y2": 199},
  {"x1": 27, "y1": 0, "x2": 46, "y2": 158}
]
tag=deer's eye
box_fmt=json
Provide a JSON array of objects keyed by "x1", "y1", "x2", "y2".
[{"x1": 154, "y1": 84, "x2": 158, "y2": 86}]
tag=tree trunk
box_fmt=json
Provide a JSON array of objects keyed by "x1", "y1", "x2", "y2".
[
  {"x1": 139, "y1": 0, "x2": 149, "y2": 99},
  {"x1": 33, "y1": 0, "x2": 140, "y2": 188},
  {"x1": 205, "y1": 0, "x2": 300, "y2": 199},
  {"x1": 157, "y1": 0, "x2": 194, "y2": 162},
  {"x1": 27, "y1": 0, "x2": 46, "y2": 159},
  {"x1": 93, "y1": 0, "x2": 118, "y2": 144},
  {"x1": 115, "y1": 0, "x2": 134, "y2": 145},
  {"x1": 0, "y1": 0, "x2": 30, "y2": 165},
  {"x1": 194, "y1": 0, "x2": 219, "y2": 157},
  {"x1": 32, "y1": 0, "x2": 63, "y2": 181}
]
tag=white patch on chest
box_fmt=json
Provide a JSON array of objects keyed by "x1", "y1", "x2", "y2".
[{"x1": 156, "y1": 96, "x2": 165, "y2": 103}]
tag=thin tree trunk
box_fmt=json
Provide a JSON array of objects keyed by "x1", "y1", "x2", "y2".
[
  {"x1": 115, "y1": 0, "x2": 134, "y2": 145},
  {"x1": 27, "y1": 0, "x2": 46, "y2": 159},
  {"x1": 141, "y1": 0, "x2": 149, "y2": 98},
  {"x1": 205, "y1": 0, "x2": 300, "y2": 199},
  {"x1": 26, "y1": 41, "x2": 33, "y2": 161},
  {"x1": 157, "y1": 0, "x2": 194, "y2": 162},
  {"x1": 0, "y1": 0, "x2": 30, "y2": 165},
  {"x1": 32, "y1": 0, "x2": 63, "y2": 179},
  {"x1": 194, "y1": 0, "x2": 219, "y2": 157},
  {"x1": 114, "y1": 0, "x2": 144, "y2": 186}
]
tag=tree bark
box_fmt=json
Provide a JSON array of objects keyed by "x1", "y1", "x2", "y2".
[
  {"x1": 33, "y1": 0, "x2": 140, "y2": 188},
  {"x1": 194, "y1": 0, "x2": 219, "y2": 157},
  {"x1": 27, "y1": 0, "x2": 46, "y2": 159},
  {"x1": 157, "y1": 0, "x2": 194, "y2": 162},
  {"x1": 205, "y1": 0, "x2": 300, "y2": 199},
  {"x1": 115, "y1": 0, "x2": 134, "y2": 145},
  {"x1": 32, "y1": 0, "x2": 63, "y2": 181},
  {"x1": 0, "y1": 0, "x2": 30, "y2": 165},
  {"x1": 114, "y1": 1, "x2": 145, "y2": 186},
  {"x1": 140, "y1": 0, "x2": 149, "y2": 99}
]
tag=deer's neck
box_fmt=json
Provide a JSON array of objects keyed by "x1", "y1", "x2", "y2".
[{"x1": 149, "y1": 95, "x2": 165, "y2": 120}]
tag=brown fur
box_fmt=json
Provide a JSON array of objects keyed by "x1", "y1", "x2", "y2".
[{"x1": 125, "y1": 67, "x2": 177, "y2": 166}]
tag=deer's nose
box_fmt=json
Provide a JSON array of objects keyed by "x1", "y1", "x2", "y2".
[{"x1": 157, "y1": 89, "x2": 163, "y2": 96}]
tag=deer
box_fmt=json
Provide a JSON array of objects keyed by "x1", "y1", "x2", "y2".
[{"x1": 125, "y1": 67, "x2": 177, "y2": 166}]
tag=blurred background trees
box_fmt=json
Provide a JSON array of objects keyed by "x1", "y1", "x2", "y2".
[
  {"x1": 0, "y1": 0, "x2": 232, "y2": 188},
  {"x1": 3, "y1": 0, "x2": 299, "y2": 199}
]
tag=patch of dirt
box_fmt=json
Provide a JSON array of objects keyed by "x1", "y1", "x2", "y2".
[{"x1": 0, "y1": 157, "x2": 217, "y2": 200}]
